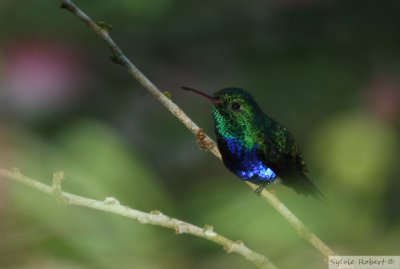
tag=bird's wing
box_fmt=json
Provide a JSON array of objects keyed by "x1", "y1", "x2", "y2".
[
  {"x1": 256, "y1": 119, "x2": 323, "y2": 199},
  {"x1": 257, "y1": 121, "x2": 306, "y2": 173}
]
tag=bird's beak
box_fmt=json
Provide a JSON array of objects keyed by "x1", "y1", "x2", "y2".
[{"x1": 181, "y1": 87, "x2": 221, "y2": 105}]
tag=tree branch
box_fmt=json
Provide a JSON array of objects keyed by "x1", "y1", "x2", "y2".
[
  {"x1": 0, "y1": 168, "x2": 277, "y2": 269},
  {"x1": 59, "y1": 0, "x2": 337, "y2": 261},
  {"x1": 61, "y1": 0, "x2": 221, "y2": 160}
]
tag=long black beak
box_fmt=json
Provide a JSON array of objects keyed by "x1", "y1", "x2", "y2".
[{"x1": 181, "y1": 87, "x2": 221, "y2": 105}]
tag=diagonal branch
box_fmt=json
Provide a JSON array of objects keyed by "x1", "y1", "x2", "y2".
[
  {"x1": 60, "y1": 0, "x2": 337, "y2": 261},
  {"x1": 60, "y1": 0, "x2": 221, "y2": 160},
  {"x1": 0, "y1": 168, "x2": 278, "y2": 269}
]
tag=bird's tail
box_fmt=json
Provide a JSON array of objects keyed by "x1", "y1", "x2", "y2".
[{"x1": 282, "y1": 173, "x2": 326, "y2": 202}]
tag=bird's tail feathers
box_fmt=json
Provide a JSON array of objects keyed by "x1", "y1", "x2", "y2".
[{"x1": 282, "y1": 173, "x2": 326, "y2": 202}]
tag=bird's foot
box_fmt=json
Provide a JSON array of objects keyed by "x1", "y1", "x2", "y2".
[{"x1": 254, "y1": 183, "x2": 267, "y2": 195}]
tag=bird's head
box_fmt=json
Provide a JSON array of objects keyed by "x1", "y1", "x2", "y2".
[{"x1": 182, "y1": 87, "x2": 263, "y2": 137}]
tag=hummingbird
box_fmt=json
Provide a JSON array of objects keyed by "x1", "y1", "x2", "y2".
[{"x1": 182, "y1": 87, "x2": 323, "y2": 199}]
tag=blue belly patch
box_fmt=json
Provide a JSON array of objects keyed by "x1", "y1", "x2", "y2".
[{"x1": 224, "y1": 138, "x2": 277, "y2": 182}]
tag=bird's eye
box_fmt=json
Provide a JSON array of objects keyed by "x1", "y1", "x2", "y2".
[{"x1": 231, "y1": 102, "x2": 241, "y2": 111}]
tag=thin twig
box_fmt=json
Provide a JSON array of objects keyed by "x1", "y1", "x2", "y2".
[
  {"x1": 0, "y1": 168, "x2": 278, "y2": 269},
  {"x1": 60, "y1": 0, "x2": 221, "y2": 159},
  {"x1": 60, "y1": 0, "x2": 337, "y2": 260}
]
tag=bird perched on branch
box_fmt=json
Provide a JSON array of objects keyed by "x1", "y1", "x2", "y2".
[{"x1": 182, "y1": 87, "x2": 323, "y2": 200}]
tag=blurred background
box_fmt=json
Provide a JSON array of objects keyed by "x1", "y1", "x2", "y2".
[{"x1": 0, "y1": 1, "x2": 399, "y2": 268}]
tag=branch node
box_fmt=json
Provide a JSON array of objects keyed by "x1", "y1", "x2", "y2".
[
  {"x1": 96, "y1": 21, "x2": 112, "y2": 32},
  {"x1": 109, "y1": 54, "x2": 125, "y2": 66},
  {"x1": 224, "y1": 240, "x2": 245, "y2": 253},
  {"x1": 296, "y1": 226, "x2": 309, "y2": 238},
  {"x1": 150, "y1": 210, "x2": 162, "y2": 215},
  {"x1": 104, "y1": 196, "x2": 121, "y2": 206},
  {"x1": 203, "y1": 224, "x2": 216, "y2": 237},
  {"x1": 52, "y1": 171, "x2": 68, "y2": 203},
  {"x1": 175, "y1": 224, "x2": 187, "y2": 234},
  {"x1": 196, "y1": 128, "x2": 213, "y2": 151},
  {"x1": 223, "y1": 243, "x2": 235, "y2": 253},
  {"x1": 174, "y1": 226, "x2": 181, "y2": 234},
  {"x1": 235, "y1": 240, "x2": 244, "y2": 246},
  {"x1": 163, "y1": 91, "x2": 172, "y2": 100}
]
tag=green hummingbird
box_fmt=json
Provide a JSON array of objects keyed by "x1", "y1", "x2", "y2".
[{"x1": 182, "y1": 87, "x2": 323, "y2": 199}]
